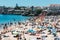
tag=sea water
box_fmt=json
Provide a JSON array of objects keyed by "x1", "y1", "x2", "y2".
[
  {"x1": 0, "y1": 15, "x2": 31, "y2": 24},
  {"x1": 0, "y1": 14, "x2": 31, "y2": 30}
]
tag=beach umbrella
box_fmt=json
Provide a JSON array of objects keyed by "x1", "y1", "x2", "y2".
[
  {"x1": 51, "y1": 27, "x2": 57, "y2": 34},
  {"x1": 28, "y1": 29, "x2": 36, "y2": 33}
]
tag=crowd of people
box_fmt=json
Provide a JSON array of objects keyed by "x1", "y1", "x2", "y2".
[{"x1": 0, "y1": 16, "x2": 60, "y2": 40}]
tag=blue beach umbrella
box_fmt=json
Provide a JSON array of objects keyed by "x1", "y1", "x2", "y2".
[
  {"x1": 28, "y1": 29, "x2": 36, "y2": 33},
  {"x1": 51, "y1": 27, "x2": 57, "y2": 34},
  {"x1": 38, "y1": 26, "x2": 46, "y2": 29}
]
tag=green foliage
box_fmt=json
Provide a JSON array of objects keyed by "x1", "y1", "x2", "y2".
[
  {"x1": 14, "y1": 6, "x2": 21, "y2": 10},
  {"x1": 35, "y1": 9, "x2": 42, "y2": 14}
]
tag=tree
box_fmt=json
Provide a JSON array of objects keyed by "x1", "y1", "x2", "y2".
[
  {"x1": 35, "y1": 9, "x2": 42, "y2": 16},
  {"x1": 14, "y1": 3, "x2": 21, "y2": 10}
]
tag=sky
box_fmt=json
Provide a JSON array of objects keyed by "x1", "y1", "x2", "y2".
[{"x1": 0, "y1": 0, "x2": 60, "y2": 7}]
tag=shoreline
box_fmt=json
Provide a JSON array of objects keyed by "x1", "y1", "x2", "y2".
[
  {"x1": 0, "y1": 18, "x2": 31, "y2": 34},
  {"x1": 0, "y1": 15, "x2": 60, "y2": 32}
]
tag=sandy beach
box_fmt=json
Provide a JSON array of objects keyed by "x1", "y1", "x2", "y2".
[{"x1": 0, "y1": 16, "x2": 60, "y2": 40}]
